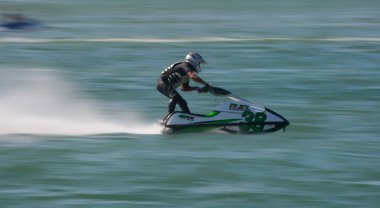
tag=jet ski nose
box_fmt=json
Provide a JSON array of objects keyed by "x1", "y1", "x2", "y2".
[
  {"x1": 264, "y1": 107, "x2": 289, "y2": 131},
  {"x1": 282, "y1": 118, "x2": 290, "y2": 132},
  {"x1": 284, "y1": 118, "x2": 290, "y2": 126}
]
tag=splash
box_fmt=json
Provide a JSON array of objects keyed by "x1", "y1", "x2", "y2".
[{"x1": 0, "y1": 68, "x2": 162, "y2": 136}]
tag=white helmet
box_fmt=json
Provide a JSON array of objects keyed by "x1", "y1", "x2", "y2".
[{"x1": 185, "y1": 52, "x2": 207, "y2": 73}]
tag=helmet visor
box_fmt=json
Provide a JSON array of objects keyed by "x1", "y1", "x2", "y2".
[{"x1": 199, "y1": 57, "x2": 207, "y2": 65}]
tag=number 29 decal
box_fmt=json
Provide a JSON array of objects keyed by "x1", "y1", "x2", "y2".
[{"x1": 239, "y1": 111, "x2": 267, "y2": 132}]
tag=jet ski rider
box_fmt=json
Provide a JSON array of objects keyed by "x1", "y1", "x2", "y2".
[{"x1": 157, "y1": 52, "x2": 210, "y2": 120}]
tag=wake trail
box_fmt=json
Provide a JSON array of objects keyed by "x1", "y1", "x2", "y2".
[
  {"x1": 1, "y1": 36, "x2": 380, "y2": 44},
  {"x1": 0, "y1": 68, "x2": 162, "y2": 136}
]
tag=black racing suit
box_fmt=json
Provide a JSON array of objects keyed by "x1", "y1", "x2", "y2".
[{"x1": 157, "y1": 61, "x2": 197, "y2": 115}]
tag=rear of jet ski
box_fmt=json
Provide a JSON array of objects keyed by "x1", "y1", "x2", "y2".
[{"x1": 162, "y1": 111, "x2": 242, "y2": 133}]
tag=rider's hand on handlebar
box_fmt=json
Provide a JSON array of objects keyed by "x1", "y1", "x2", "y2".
[{"x1": 197, "y1": 85, "x2": 209, "y2": 93}]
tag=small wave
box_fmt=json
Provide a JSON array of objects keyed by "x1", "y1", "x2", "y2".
[
  {"x1": 0, "y1": 37, "x2": 248, "y2": 43},
  {"x1": 1, "y1": 36, "x2": 380, "y2": 44}
]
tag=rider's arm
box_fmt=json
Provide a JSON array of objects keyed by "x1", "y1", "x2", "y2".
[
  {"x1": 181, "y1": 82, "x2": 199, "y2": 92},
  {"x1": 187, "y1": 71, "x2": 209, "y2": 86},
  {"x1": 181, "y1": 70, "x2": 210, "y2": 92}
]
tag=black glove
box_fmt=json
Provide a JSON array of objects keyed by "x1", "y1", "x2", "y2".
[{"x1": 197, "y1": 84, "x2": 210, "y2": 93}]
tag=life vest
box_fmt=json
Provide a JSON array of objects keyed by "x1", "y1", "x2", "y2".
[{"x1": 161, "y1": 62, "x2": 196, "y2": 88}]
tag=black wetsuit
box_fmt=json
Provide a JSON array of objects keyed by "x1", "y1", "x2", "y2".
[{"x1": 157, "y1": 61, "x2": 197, "y2": 115}]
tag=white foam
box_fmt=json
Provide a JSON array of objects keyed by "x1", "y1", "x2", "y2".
[{"x1": 0, "y1": 68, "x2": 162, "y2": 136}]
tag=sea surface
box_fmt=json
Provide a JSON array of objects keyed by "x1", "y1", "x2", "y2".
[{"x1": 1, "y1": 0, "x2": 380, "y2": 207}]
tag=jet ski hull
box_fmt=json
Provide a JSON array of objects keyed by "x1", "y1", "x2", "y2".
[
  {"x1": 161, "y1": 86, "x2": 289, "y2": 134},
  {"x1": 162, "y1": 108, "x2": 289, "y2": 134}
]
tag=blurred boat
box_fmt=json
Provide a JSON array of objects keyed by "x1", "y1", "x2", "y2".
[{"x1": 1, "y1": 13, "x2": 43, "y2": 30}]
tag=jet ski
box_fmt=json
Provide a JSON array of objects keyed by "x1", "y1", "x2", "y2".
[{"x1": 161, "y1": 85, "x2": 289, "y2": 134}]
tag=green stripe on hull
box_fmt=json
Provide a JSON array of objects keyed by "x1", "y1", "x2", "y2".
[
  {"x1": 174, "y1": 125, "x2": 220, "y2": 133},
  {"x1": 169, "y1": 119, "x2": 242, "y2": 133},
  {"x1": 196, "y1": 119, "x2": 241, "y2": 125},
  {"x1": 205, "y1": 111, "x2": 220, "y2": 117}
]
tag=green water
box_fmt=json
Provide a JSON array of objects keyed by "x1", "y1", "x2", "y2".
[{"x1": 1, "y1": 0, "x2": 380, "y2": 207}]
